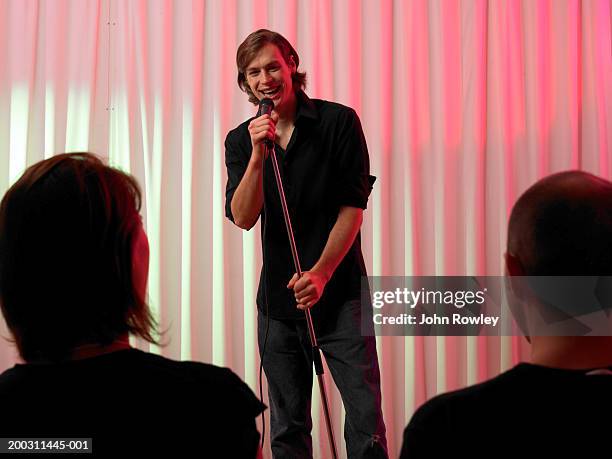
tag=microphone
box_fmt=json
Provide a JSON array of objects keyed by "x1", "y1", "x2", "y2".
[
  {"x1": 257, "y1": 98, "x2": 275, "y2": 148},
  {"x1": 257, "y1": 97, "x2": 274, "y2": 117}
]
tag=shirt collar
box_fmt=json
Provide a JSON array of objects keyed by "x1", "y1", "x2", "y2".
[{"x1": 295, "y1": 90, "x2": 318, "y2": 122}]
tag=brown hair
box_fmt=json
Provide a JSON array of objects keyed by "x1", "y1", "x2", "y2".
[
  {"x1": 236, "y1": 29, "x2": 307, "y2": 105},
  {"x1": 0, "y1": 153, "x2": 159, "y2": 362}
]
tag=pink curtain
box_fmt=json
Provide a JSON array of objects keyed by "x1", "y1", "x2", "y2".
[{"x1": 0, "y1": 1, "x2": 610, "y2": 457}]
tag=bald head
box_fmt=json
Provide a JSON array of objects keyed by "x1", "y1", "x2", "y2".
[{"x1": 507, "y1": 171, "x2": 612, "y2": 276}]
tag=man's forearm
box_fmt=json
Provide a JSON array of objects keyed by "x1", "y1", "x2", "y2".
[
  {"x1": 311, "y1": 206, "x2": 363, "y2": 281},
  {"x1": 231, "y1": 157, "x2": 264, "y2": 230}
]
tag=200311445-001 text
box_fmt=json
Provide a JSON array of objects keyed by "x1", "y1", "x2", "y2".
[{"x1": 0, "y1": 438, "x2": 92, "y2": 454}]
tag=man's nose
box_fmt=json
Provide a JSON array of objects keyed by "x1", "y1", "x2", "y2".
[{"x1": 261, "y1": 70, "x2": 273, "y2": 84}]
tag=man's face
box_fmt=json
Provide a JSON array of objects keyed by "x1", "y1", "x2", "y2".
[{"x1": 245, "y1": 43, "x2": 296, "y2": 111}]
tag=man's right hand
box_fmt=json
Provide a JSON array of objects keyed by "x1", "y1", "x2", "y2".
[
  {"x1": 230, "y1": 112, "x2": 277, "y2": 229},
  {"x1": 248, "y1": 112, "x2": 278, "y2": 161}
]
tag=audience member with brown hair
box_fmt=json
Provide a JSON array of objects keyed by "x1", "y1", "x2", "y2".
[{"x1": 0, "y1": 153, "x2": 264, "y2": 457}]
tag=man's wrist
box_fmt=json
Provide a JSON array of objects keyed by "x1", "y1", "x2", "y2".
[
  {"x1": 311, "y1": 266, "x2": 332, "y2": 283},
  {"x1": 248, "y1": 153, "x2": 264, "y2": 169}
]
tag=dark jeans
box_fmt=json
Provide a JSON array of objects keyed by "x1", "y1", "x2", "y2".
[{"x1": 258, "y1": 300, "x2": 388, "y2": 458}]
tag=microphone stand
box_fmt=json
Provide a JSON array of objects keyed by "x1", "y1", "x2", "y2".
[{"x1": 265, "y1": 140, "x2": 339, "y2": 459}]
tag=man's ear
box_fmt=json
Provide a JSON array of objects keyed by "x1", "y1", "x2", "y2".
[
  {"x1": 504, "y1": 252, "x2": 530, "y2": 342},
  {"x1": 505, "y1": 252, "x2": 527, "y2": 301},
  {"x1": 288, "y1": 55, "x2": 297, "y2": 73},
  {"x1": 505, "y1": 252, "x2": 524, "y2": 276}
]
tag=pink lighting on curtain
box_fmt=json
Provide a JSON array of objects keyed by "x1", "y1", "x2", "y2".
[{"x1": 0, "y1": 1, "x2": 610, "y2": 457}]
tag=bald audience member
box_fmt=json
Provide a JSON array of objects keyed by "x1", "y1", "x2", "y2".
[{"x1": 400, "y1": 171, "x2": 612, "y2": 457}]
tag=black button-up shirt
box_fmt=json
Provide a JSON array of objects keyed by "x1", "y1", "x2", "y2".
[{"x1": 225, "y1": 91, "x2": 376, "y2": 319}]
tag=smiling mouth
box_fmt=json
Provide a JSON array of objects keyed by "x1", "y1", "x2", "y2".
[{"x1": 261, "y1": 86, "x2": 281, "y2": 98}]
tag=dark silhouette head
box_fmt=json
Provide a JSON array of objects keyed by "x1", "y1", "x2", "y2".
[
  {"x1": 0, "y1": 153, "x2": 158, "y2": 362},
  {"x1": 505, "y1": 170, "x2": 612, "y2": 346},
  {"x1": 507, "y1": 171, "x2": 612, "y2": 276}
]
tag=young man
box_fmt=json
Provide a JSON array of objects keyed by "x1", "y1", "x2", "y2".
[
  {"x1": 400, "y1": 171, "x2": 612, "y2": 457},
  {"x1": 225, "y1": 30, "x2": 388, "y2": 458}
]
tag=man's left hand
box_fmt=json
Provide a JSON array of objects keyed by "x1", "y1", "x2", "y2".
[{"x1": 287, "y1": 270, "x2": 329, "y2": 310}]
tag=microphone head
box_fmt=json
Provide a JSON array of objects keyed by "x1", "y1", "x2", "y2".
[{"x1": 257, "y1": 98, "x2": 274, "y2": 117}]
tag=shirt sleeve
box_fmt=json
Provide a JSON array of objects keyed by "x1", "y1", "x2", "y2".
[
  {"x1": 224, "y1": 129, "x2": 249, "y2": 223},
  {"x1": 218, "y1": 367, "x2": 266, "y2": 458},
  {"x1": 334, "y1": 108, "x2": 376, "y2": 210},
  {"x1": 190, "y1": 363, "x2": 265, "y2": 457}
]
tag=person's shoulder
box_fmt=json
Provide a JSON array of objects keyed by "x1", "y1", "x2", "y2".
[
  {"x1": 225, "y1": 116, "x2": 253, "y2": 148},
  {"x1": 0, "y1": 365, "x2": 23, "y2": 395},
  {"x1": 401, "y1": 366, "x2": 526, "y2": 457},
  {"x1": 227, "y1": 118, "x2": 251, "y2": 136},
  {"x1": 402, "y1": 364, "x2": 612, "y2": 457},
  {"x1": 133, "y1": 350, "x2": 265, "y2": 415},
  {"x1": 128, "y1": 348, "x2": 230, "y2": 380},
  {"x1": 408, "y1": 364, "x2": 527, "y2": 426},
  {"x1": 312, "y1": 98, "x2": 358, "y2": 121}
]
